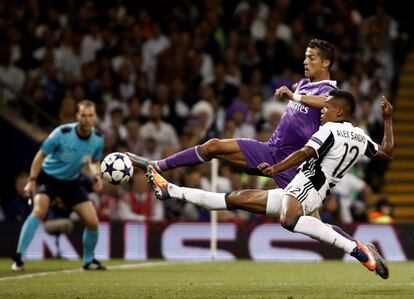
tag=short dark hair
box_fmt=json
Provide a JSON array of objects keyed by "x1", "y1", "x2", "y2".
[
  {"x1": 329, "y1": 89, "x2": 356, "y2": 115},
  {"x1": 376, "y1": 197, "x2": 393, "y2": 212},
  {"x1": 77, "y1": 100, "x2": 96, "y2": 112},
  {"x1": 308, "y1": 39, "x2": 335, "y2": 69}
]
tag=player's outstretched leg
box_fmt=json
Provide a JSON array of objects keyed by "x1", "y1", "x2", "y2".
[
  {"x1": 126, "y1": 144, "x2": 212, "y2": 172},
  {"x1": 147, "y1": 166, "x2": 281, "y2": 216},
  {"x1": 281, "y1": 193, "x2": 377, "y2": 273},
  {"x1": 290, "y1": 215, "x2": 377, "y2": 272},
  {"x1": 146, "y1": 166, "x2": 228, "y2": 209},
  {"x1": 365, "y1": 243, "x2": 390, "y2": 279},
  {"x1": 349, "y1": 241, "x2": 377, "y2": 272},
  {"x1": 125, "y1": 152, "x2": 151, "y2": 171},
  {"x1": 146, "y1": 165, "x2": 171, "y2": 200}
]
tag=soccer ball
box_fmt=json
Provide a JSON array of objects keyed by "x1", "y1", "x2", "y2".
[{"x1": 100, "y1": 152, "x2": 134, "y2": 185}]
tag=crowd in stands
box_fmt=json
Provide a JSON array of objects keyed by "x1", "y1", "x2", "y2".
[{"x1": 0, "y1": 0, "x2": 408, "y2": 224}]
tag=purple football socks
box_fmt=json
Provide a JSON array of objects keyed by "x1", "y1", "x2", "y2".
[{"x1": 157, "y1": 146, "x2": 211, "y2": 171}]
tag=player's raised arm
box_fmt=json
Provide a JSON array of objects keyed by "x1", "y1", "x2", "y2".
[
  {"x1": 295, "y1": 95, "x2": 327, "y2": 109},
  {"x1": 376, "y1": 96, "x2": 394, "y2": 160},
  {"x1": 258, "y1": 146, "x2": 316, "y2": 177},
  {"x1": 274, "y1": 86, "x2": 326, "y2": 109}
]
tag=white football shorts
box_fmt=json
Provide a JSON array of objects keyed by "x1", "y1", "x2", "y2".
[{"x1": 284, "y1": 172, "x2": 329, "y2": 215}]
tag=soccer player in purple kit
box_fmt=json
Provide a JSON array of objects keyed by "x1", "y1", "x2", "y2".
[
  {"x1": 145, "y1": 90, "x2": 393, "y2": 279},
  {"x1": 128, "y1": 39, "x2": 336, "y2": 188},
  {"x1": 127, "y1": 39, "x2": 342, "y2": 220},
  {"x1": 129, "y1": 39, "x2": 389, "y2": 279},
  {"x1": 127, "y1": 39, "x2": 356, "y2": 240}
]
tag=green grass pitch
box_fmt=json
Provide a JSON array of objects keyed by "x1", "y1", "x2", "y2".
[{"x1": 0, "y1": 259, "x2": 413, "y2": 298}]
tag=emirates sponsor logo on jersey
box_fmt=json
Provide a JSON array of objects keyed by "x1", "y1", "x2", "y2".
[{"x1": 287, "y1": 100, "x2": 309, "y2": 114}]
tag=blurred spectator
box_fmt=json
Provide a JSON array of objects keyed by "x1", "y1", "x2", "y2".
[
  {"x1": 32, "y1": 27, "x2": 56, "y2": 63},
  {"x1": 81, "y1": 64, "x2": 103, "y2": 104},
  {"x1": 58, "y1": 95, "x2": 77, "y2": 124},
  {"x1": 70, "y1": 82, "x2": 87, "y2": 103},
  {"x1": 191, "y1": 32, "x2": 214, "y2": 87},
  {"x1": 125, "y1": 118, "x2": 143, "y2": 155},
  {"x1": 169, "y1": 78, "x2": 191, "y2": 133},
  {"x1": 333, "y1": 172, "x2": 371, "y2": 224},
  {"x1": 141, "y1": 83, "x2": 172, "y2": 120},
  {"x1": 101, "y1": 106, "x2": 128, "y2": 143},
  {"x1": 246, "y1": 94, "x2": 265, "y2": 131},
  {"x1": 361, "y1": 3, "x2": 398, "y2": 49},
  {"x1": 5, "y1": 172, "x2": 31, "y2": 222},
  {"x1": 111, "y1": 38, "x2": 134, "y2": 73},
  {"x1": 162, "y1": 170, "x2": 199, "y2": 221},
  {"x1": 126, "y1": 97, "x2": 143, "y2": 122},
  {"x1": 188, "y1": 100, "x2": 215, "y2": 143},
  {"x1": 156, "y1": 29, "x2": 193, "y2": 87},
  {"x1": 141, "y1": 22, "x2": 170, "y2": 88},
  {"x1": 114, "y1": 61, "x2": 135, "y2": 101},
  {"x1": 81, "y1": 21, "x2": 103, "y2": 64},
  {"x1": 211, "y1": 63, "x2": 239, "y2": 108},
  {"x1": 134, "y1": 73, "x2": 152, "y2": 100},
  {"x1": 256, "y1": 26, "x2": 289, "y2": 80},
  {"x1": 40, "y1": 61, "x2": 66, "y2": 116},
  {"x1": 0, "y1": 44, "x2": 25, "y2": 104},
  {"x1": 225, "y1": 102, "x2": 255, "y2": 139},
  {"x1": 100, "y1": 70, "x2": 117, "y2": 105},
  {"x1": 182, "y1": 170, "x2": 210, "y2": 221},
  {"x1": 240, "y1": 42, "x2": 261, "y2": 84},
  {"x1": 139, "y1": 102, "x2": 180, "y2": 154},
  {"x1": 118, "y1": 172, "x2": 164, "y2": 222},
  {"x1": 320, "y1": 194, "x2": 341, "y2": 225},
  {"x1": 223, "y1": 46, "x2": 242, "y2": 87},
  {"x1": 247, "y1": 68, "x2": 272, "y2": 100},
  {"x1": 260, "y1": 100, "x2": 284, "y2": 137},
  {"x1": 141, "y1": 136, "x2": 162, "y2": 161},
  {"x1": 55, "y1": 27, "x2": 83, "y2": 82},
  {"x1": 97, "y1": 182, "x2": 122, "y2": 222},
  {"x1": 369, "y1": 197, "x2": 395, "y2": 224},
  {"x1": 350, "y1": 197, "x2": 369, "y2": 223}
]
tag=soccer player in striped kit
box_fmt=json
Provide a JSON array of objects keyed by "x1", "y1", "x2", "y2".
[
  {"x1": 128, "y1": 39, "x2": 353, "y2": 242},
  {"x1": 146, "y1": 89, "x2": 393, "y2": 279}
]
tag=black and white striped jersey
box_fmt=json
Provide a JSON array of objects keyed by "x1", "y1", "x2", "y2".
[{"x1": 298, "y1": 121, "x2": 379, "y2": 190}]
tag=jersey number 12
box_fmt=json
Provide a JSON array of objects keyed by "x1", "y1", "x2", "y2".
[{"x1": 332, "y1": 143, "x2": 359, "y2": 178}]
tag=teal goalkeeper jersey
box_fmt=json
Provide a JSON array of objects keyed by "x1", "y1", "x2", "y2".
[{"x1": 40, "y1": 122, "x2": 104, "y2": 180}]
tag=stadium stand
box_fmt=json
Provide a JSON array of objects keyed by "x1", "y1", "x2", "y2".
[{"x1": 0, "y1": 0, "x2": 411, "y2": 224}]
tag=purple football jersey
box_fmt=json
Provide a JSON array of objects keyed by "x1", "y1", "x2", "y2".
[{"x1": 268, "y1": 79, "x2": 337, "y2": 152}]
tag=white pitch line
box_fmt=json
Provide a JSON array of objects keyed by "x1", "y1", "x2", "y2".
[{"x1": 0, "y1": 261, "x2": 181, "y2": 282}]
